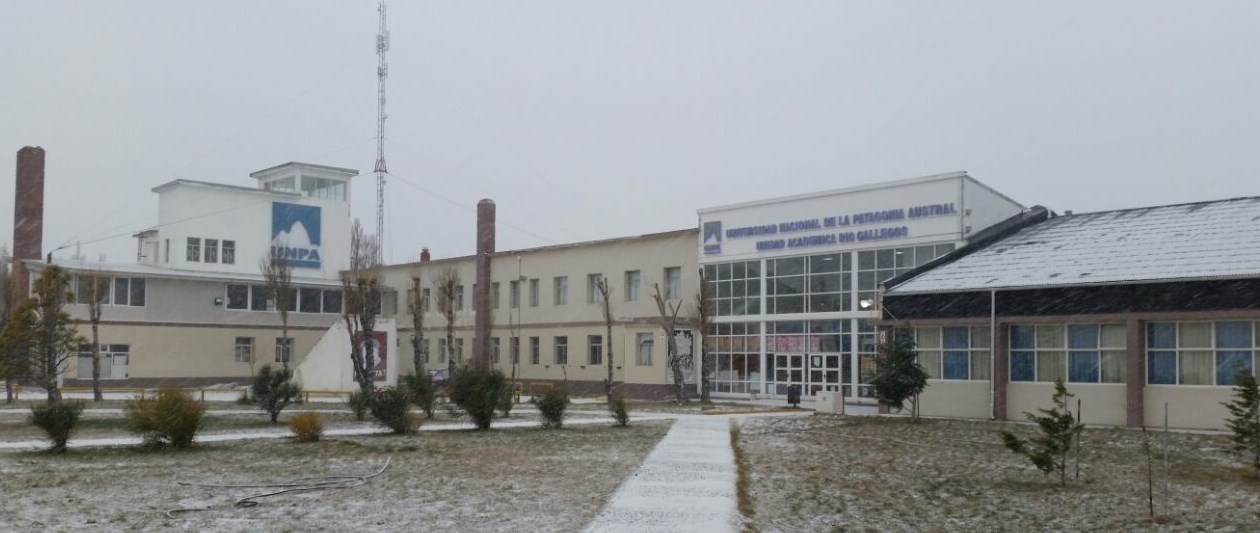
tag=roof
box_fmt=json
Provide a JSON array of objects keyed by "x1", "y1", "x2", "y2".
[
  {"x1": 697, "y1": 171, "x2": 1023, "y2": 215},
  {"x1": 249, "y1": 162, "x2": 359, "y2": 178},
  {"x1": 388, "y1": 228, "x2": 699, "y2": 269},
  {"x1": 889, "y1": 196, "x2": 1260, "y2": 294},
  {"x1": 24, "y1": 259, "x2": 342, "y2": 287},
  {"x1": 151, "y1": 178, "x2": 301, "y2": 197}
]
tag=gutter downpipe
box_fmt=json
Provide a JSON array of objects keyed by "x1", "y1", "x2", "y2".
[{"x1": 989, "y1": 288, "x2": 997, "y2": 420}]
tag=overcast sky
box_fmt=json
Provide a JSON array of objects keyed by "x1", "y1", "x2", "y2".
[{"x1": 2, "y1": 1, "x2": 1257, "y2": 265}]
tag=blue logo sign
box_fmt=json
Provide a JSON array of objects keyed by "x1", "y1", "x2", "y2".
[
  {"x1": 703, "y1": 221, "x2": 722, "y2": 255},
  {"x1": 272, "y1": 202, "x2": 322, "y2": 269}
]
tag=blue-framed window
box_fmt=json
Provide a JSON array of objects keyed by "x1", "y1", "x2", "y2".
[
  {"x1": 914, "y1": 326, "x2": 991, "y2": 381},
  {"x1": 1010, "y1": 324, "x2": 1126, "y2": 383},
  {"x1": 1147, "y1": 322, "x2": 1258, "y2": 386}
]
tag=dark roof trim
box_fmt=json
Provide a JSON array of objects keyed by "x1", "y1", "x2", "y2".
[
  {"x1": 881, "y1": 205, "x2": 1051, "y2": 291},
  {"x1": 249, "y1": 161, "x2": 360, "y2": 178},
  {"x1": 388, "y1": 228, "x2": 699, "y2": 269}
]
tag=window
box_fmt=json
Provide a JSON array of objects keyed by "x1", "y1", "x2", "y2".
[
  {"x1": 714, "y1": 322, "x2": 766, "y2": 394},
  {"x1": 589, "y1": 335, "x2": 603, "y2": 365},
  {"x1": 703, "y1": 260, "x2": 761, "y2": 316},
  {"x1": 455, "y1": 285, "x2": 465, "y2": 311},
  {"x1": 129, "y1": 278, "x2": 146, "y2": 307},
  {"x1": 234, "y1": 337, "x2": 254, "y2": 363},
  {"x1": 554, "y1": 276, "x2": 568, "y2": 305},
  {"x1": 491, "y1": 337, "x2": 501, "y2": 365},
  {"x1": 77, "y1": 344, "x2": 129, "y2": 380},
  {"x1": 915, "y1": 327, "x2": 992, "y2": 380},
  {"x1": 421, "y1": 288, "x2": 431, "y2": 313},
  {"x1": 510, "y1": 280, "x2": 520, "y2": 309},
  {"x1": 222, "y1": 240, "x2": 235, "y2": 264},
  {"x1": 186, "y1": 237, "x2": 201, "y2": 262},
  {"x1": 275, "y1": 337, "x2": 293, "y2": 363},
  {"x1": 636, "y1": 333, "x2": 654, "y2": 366},
  {"x1": 511, "y1": 337, "x2": 520, "y2": 365},
  {"x1": 555, "y1": 336, "x2": 568, "y2": 365},
  {"x1": 455, "y1": 338, "x2": 465, "y2": 363},
  {"x1": 492, "y1": 282, "x2": 500, "y2": 309},
  {"x1": 299, "y1": 288, "x2": 322, "y2": 313},
  {"x1": 530, "y1": 337, "x2": 540, "y2": 365},
  {"x1": 164, "y1": 239, "x2": 169, "y2": 263},
  {"x1": 529, "y1": 279, "x2": 539, "y2": 307},
  {"x1": 664, "y1": 267, "x2": 682, "y2": 300},
  {"x1": 1010, "y1": 324, "x2": 1126, "y2": 383},
  {"x1": 227, "y1": 284, "x2": 249, "y2": 309},
  {"x1": 857, "y1": 245, "x2": 953, "y2": 308},
  {"x1": 588, "y1": 274, "x2": 603, "y2": 304},
  {"x1": 422, "y1": 339, "x2": 431, "y2": 364},
  {"x1": 437, "y1": 339, "x2": 448, "y2": 363},
  {"x1": 1148, "y1": 322, "x2": 1258, "y2": 386},
  {"x1": 251, "y1": 284, "x2": 270, "y2": 311},
  {"x1": 106, "y1": 277, "x2": 145, "y2": 307},
  {"x1": 322, "y1": 289, "x2": 343, "y2": 314},
  {"x1": 625, "y1": 270, "x2": 641, "y2": 302},
  {"x1": 72, "y1": 275, "x2": 111, "y2": 305},
  {"x1": 762, "y1": 253, "x2": 850, "y2": 315},
  {"x1": 204, "y1": 238, "x2": 219, "y2": 263}
]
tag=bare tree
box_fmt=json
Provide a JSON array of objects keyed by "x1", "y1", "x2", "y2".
[
  {"x1": 407, "y1": 275, "x2": 428, "y2": 375},
  {"x1": 693, "y1": 268, "x2": 715, "y2": 404},
  {"x1": 17, "y1": 266, "x2": 83, "y2": 402},
  {"x1": 78, "y1": 272, "x2": 111, "y2": 402},
  {"x1": 434, "y1": 267, "x2": 461, "y2": 377},
  {"x1": 0, "y1": 245, "x2": 15, "y2": 404},
  {"x1": 260, "y1": 252, "x2": 294, "y2": 370},
  {"x1": 652, "y1": 283, "x2": 688, "y2": 403},
  {"x1": 342, "y1": 221, "x2": 382, "y2": 393},
  {"x1": 595, "y1": 276, "x2": 616, "y2": 402}
]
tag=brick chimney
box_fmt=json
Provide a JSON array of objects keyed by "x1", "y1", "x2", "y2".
[
  {"x1": 420, "y1": 247, "x2": 431, "y2": 263},
  {"x1": 472, "y1": 199, "x2": 495, "y2": 368},
  {"x1": 12, "y1": 146, "x2": 45, "y2": 305}
]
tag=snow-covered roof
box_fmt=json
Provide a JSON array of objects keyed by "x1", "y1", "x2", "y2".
[
  {"x1": 889, "y1": 196, "x2": 1260, "y2": 294},
  {"x1": 24, "y1": 259, "x2": 342, "y2": 287}
]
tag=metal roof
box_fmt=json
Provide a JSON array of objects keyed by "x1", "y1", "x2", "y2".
[{"x1": 889, "y1": 196, "x2": 1260, "y2": 294}]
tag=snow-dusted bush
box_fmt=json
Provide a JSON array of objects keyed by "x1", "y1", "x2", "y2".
[{"x1": 28, "y1": 401, "x2": 84, "y2": 453}]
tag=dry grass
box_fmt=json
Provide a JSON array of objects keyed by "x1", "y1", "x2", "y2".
[
  {"x1": 737, "y1": 415, "x2": 1260, "y2": 532},
  {"x1": 0, "y1": 420, "x2": 671, "y2": 531}
]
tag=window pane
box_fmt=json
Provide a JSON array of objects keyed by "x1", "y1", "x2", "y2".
[
  {"x1": 1068, "y1": 351, "x2": 1099, "y2": 383},
  {"x1": 1178, "y1": 323, "x2": 1211, "y2": 349},
  {"x1": 1216, "y1": 351, "x2": 1253, "y2": 385},
  {"x1": 810, "y1": 253, "x2": 842, "y2": 273},
  {"x1": 1010, "y1": 352, "x2": 1035, "y2": 382},
  {"x1": 775, "y1": 296, "x2": 804, "y2": 314},
  {"x1": 1068, "y1": 325, "x2": 1098, "y2": 350},
  {"x1": 1100, "y1": 350, "x2": 1126, "y2": 383},
  {"x1": 1148, "y1": 351, "x2": 1176, "y2": 384},
  {"x1": 1178, "y1": 350, "x2": 1213, "y2": 385},
  {"x1": 1215, "y1": 322, "x2": 1253, "y2": 349},
  {"x1": 129, "y1": 279, "x2": 145, "y2": 306},
  {"x1": 1036, "y1": 326, "x2": 1065, "y2": 349},
  {"x1": 809, "y1": 293, "x2": 842, "y2": 312},
  {"x1": 251, "y1": 285, "x2": 269, "y2": 311},
  {"x1": 114, "y1": 278, "x2": 129, "y2": 306},
  {"x1": 775, "y1": 257, "x2": 805, "y2": 276},
  {"x1": 943, "y1": 351, "x2": 969, "y2": 379},
  {"x1": 916, "y1": 327, "x2": 941, "y2": 350},
  {"x1": 970, "y1": 351, "x2": 990, "y2": 380},
  {"x1": 322, "y1": 290, "x2": 342, "y2": 313},
  {"x1": 970, "y1": 327, "x2": 991, "y2": 349},
  {"x1": 943, "y1": 327, "x2": 969, "y2": 349},
  {"x1": 227, "y1": 284, "x2": 248, "y2": 309},
  {"x1": 300, "y1": 288, "x2": 321, "y2": 313},
  {"x1": 1010, "y1": 326, "x2": 1035, "y2": 350},
  {"x1": 1101, "y1": 324, "x2": 1127, "y2": 348},
  {"x1": 1036, "y1": 351, "x2": 1065, "y2": 382},
  {"x1": 1147, "y1": 323, "x2": 1176, "y2": 349}
]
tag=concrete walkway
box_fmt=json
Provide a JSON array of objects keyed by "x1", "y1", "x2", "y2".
[{"x1": 584, "y1": 415, "x2": 740, "y2": 533}]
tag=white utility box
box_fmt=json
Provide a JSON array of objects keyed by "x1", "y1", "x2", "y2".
[{"x1": 815, "y1": 390, "x2": 844, "y2": 414}]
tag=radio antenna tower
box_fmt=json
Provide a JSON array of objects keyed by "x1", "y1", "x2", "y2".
[{"x1": 373, "y1": 0, "x2": 389, "y2": 265}]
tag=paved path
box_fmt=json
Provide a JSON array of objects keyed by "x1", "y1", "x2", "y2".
[{"x1": 584, "y1": 416, "x2": 740, "y2": 533}]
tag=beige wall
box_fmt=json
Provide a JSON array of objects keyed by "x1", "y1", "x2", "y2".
[
  {"x1": 1144, "y1": 386, "x2": 1234, "y2": 431},
  {"x1": 918, "y1": 380, "x2": 991, "y2": 419},
  {"x1": 1007, "y1": 382, "x2": 1127, "y2": 427}
]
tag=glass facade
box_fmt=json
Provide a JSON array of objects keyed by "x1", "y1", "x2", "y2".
[{"x1": 1147, "y1": 321, "x2": 1259, "y2": 386}]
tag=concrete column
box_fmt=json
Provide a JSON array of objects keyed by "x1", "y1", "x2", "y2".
[
  {"x1": 1125, "y1": 318, "x2": 1145, "y2": 427},
  {"x1": 12, "y1": 146, "x2": 45, "y2": 306},
  {"x1": 472, "y1": 199, "x2": 495, "y2": 369},
  {"x1": 992, "y1": 323, "x2": 1009, "y2": 421}
]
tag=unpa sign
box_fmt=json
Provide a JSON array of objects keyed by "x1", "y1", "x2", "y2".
[{"x1": 271, "y1": 202, "x2": 322, "y2": 269}]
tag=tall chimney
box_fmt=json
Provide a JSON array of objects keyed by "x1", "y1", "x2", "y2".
[
  {"x1": 12, "y1": 146, "x2": 45, "y2": 305},
  {"x1": 420, "y1": 247, "x2": 431, "y2": 263},
  {"x1": 472, "y1": 199, "x2": 495, "y2": 368}
]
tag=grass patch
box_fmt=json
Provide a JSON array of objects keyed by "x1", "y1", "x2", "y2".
[{"x1": 730, "y1": 421, "x2": 757, "y2": 533}]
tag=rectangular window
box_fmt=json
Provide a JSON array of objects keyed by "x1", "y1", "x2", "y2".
[
  {"x1": 164, "y1": 239, "x2": 169, "y2": 263},
  {"x1": 624, "y1": 270, "x2": 641, "y2": 302},
  {"x1": 589, "y1": 335, "x2": 603, "y2": 365},
  {"x1": 509, "y1": 281, "x2": 520, "y2": 309},
  {"x1": 664, "y1": 267, "x2": 681, "y2": 300},
  {"x1": 186, "y1": 237, "x2": 201, "y2": 262},
  {"x1": 705, "y1": 260, "x2": 763, "y2": 317},
  {"x1": 455, "y1": 285, "x2": 465, "y2": 311},
  {"x1": 510, "y1": 337, "x2": 520, "y2": 365},
  {"x1": 915, "y1": 326, "x2": 991, "y2": 381},
  {"x1": 204, "y1": 238, "x2": 219, "y2": 263},
  {"x1": 234, "y1": 337, "x2": 254, "y2": 363},
  {"x1": 299, "y1": 287, "x2": 321, "y2": 313},
  {"x1": 530, "y1": 336, "x2": 540, "y2": 365},
  {"x1": 529, "y1": 278, "x2": 540, "y2": 307},
  {"x1": 421, "y1": 288, "x2": 431, "y2": 313},
  {"x1": 1147, "y1": 321, "x2": 1258, "y2": 386},
  {"x1": 221, "y1": 240, "x2": 236, "y2": 264},
  {"x1": 275, "y1": 337, "x2": 293, "y2": 363},
  {"x1": 322, "y1": 289, "x2": 343, "y2": 314},
  {"x1": 437, "y1": 339, "x2": 448, "y2": 363},
  {"x1": 555, "y1": 336, "x2": 568, "y2": 365},
  {"x1": 251, "y1": 284, "x2": 270, "y2": 311},
  {"x1": 422, "y1": 339, "x2": 431, "y2": 364},
  {"x1": 1010, "y1": 324, "x2": 1125, "y2": 383},
  {"x1": 588, "y1": 274, "x2": 603, "y2": 304},
  {"x1": 455, "y1": 338, "x2": 465, "y2": 363},
  {"x1": 114, "y1": 277, "x2": 129, "y2": 305},
  {"x1": 637, "y1": 333, "x2": 654, "y2": 366},
  {"x1": 492, "y1": 282, "x2": 500, "y2": 309},
  {"x1": 491, "y1": 337, "x2": 501, "y2": 365},
  {"x1": 227, "y1": 284, "x2": 249, "y2": 310},
  {"x1": 128, "y1": 278, "x2": 146, "y2": 307},
  {"x1": 554, "y1": 276, "x2": 568, "y2": 305}
]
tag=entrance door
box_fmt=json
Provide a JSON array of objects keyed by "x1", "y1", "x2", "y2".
[
  {"x1": 808, "y1": 354, "x2": 842, "y2": 396},
  {"x1": 769, "y1": 354, "x2": 805, "y2": 396},
  {"x1": 111, "y1": 352, "x2": 128, "y2": 379}
]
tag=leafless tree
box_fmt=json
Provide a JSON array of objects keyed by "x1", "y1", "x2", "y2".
[
  {"x1": 0, "y1": 245, "x2": 15, "y2": 404},
  {"x1": 342, "y1": 221, "x2": 382, "y2": 393},
  {"x1": 652, "y1": 283, "x2": 689, "y2": 403},
  {"x1": 434, "y1": 267, "x2": 461, "y2": 377},
  {"x1": 595, "y1": 275, "x2": 616, "y2": 402},
  {"x1": 78, "y1": 272, "x2": 111, "y2": 402},
  {"x1": 13, "y1": 266, "x2": 83, "y2": 402},
  {"x1": 407, "y1": 275, "x2": 428, "y2": 375},
  {"x1": 693, "y1": 267, "x2": 715, "y2": 404},
  {"x1": 260, "y1": 252, "x2": 294, "y2": 370}
]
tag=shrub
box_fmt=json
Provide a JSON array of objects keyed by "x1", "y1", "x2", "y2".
[
  {"x1": 126, "y1": 388, "x2": 206, "y2": 449},
  {"x1": 28, "y1": 401, "x2": 85, "y2": 453},
  {"x1": 608, "y1": 394, "x2": 630, "y2": 427},
  {"x1": 497, "y1": 383, "x2": 516, "y2": 418},
  {"x1": 537, "y1": 388, "x2": 570, "y2": 429},
  {"x1": 448, "y1": 365, "x2": 509, "y2": 430},
  {"x1": 1222, "y1": 372, "x2": 1260, "y2": 479},
  {"x1": 401, "y1": 372, "x2": 436, "y2": 418},
  {"x1": 370, "y1": 387, "x2": 419, "y2": 434},
  {"x1": 1000, "y1": 379, "x2": 1083, "y2": 486},
  {"x1": 348, "y1": 389, "x2": 371, "y2": 421},
  {"x1": 290, "y1": 412, "x2": 325, "y2": 442},
  {"x1": 251, "y1": 364, "x2": 303, "y2": 424}
]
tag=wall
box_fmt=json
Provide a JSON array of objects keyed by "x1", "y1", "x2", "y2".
[
  {"x1": 1144, "y1": 386, "x2": 1235, "y2": 431},
  {"x1": 961, "y1": 177, "x2": 1026, "y2": 239},
  {"x1": 1007, "y1": 382, "x2": 1128, "y2": 427},
  {"x1": 918, "y1": 380, "x2": 991, "y2": 419}
]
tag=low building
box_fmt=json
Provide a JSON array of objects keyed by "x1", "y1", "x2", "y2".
[{"x1": 880, "y1": 197, "x2": 1260, "y2": 430}]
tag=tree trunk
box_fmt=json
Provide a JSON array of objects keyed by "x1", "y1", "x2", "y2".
[
  {"x1": 91, "y1": 323, "x2": 102, "y2": 402},
  {"x1": 699, "y1": 347, "x2": 711, "y2": 404},
  {"x1": 604, "y1": 322, "x2": 614, "y2": 403},
  {"x1": 446, "y1": 326, "x2": 456, "y2": 377},
  {"x1": 5, "y1": 377, "x2": 14, "y2": 404},
  {"x1": 281, "y1": 319, "x2": 289, "y2": 371},
  {"x1": 667, "y1": 336, "x2": 685, "y2": 403}
]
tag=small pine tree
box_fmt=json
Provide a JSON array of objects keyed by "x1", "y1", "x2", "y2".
[
  {"x1": 1222, "y1": 372, "x2": 1260, "y2": 479},
  {"x1": 870, "y1": 328, "x2": 928, "y2": 420},
  {"x1": 1000, "y1": 379, "x2": 1084, "y2": 486},
  {"x1": 252, "y1": 364, "x2": 302, "y2": 424}
]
